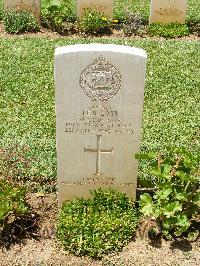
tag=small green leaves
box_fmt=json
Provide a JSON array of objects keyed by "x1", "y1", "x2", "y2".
[
  {"x1": 163, "y1": 202, "x2": 182, "y2": 218},
  {"x1": 41, "y1": 0, "x2": 76, "y2": 33},
  {"x1": 57, "y1": 189, "x2": 138, "y2": 258},
  {"x1": 138, "y1": 149, "x2": 200, "y2": 240},
  {"x1": 175, "y1": 214, "x2": 190, "y2": 231},
  {"x1": 79, "y1": 10, "x2": 111, "y2": 34},
  {"x1": 187, "y1": 230, "x2": 199, "y2": 241},
  {"x1": 148, "y1": 23, "x2": 189, "y2": 38},
  {"x1": 135, "y1": 152, "x2": 156, "y2": 160},
  {"x1": 154, "y1": 186, "x2": 172, "y2": 200},
  {"x1": 0, "y1": 179, "x2": 29, "y2": 230},
  {"x1": 194, "y1": 192, "x2": 200, "y2": 205},
  {"x1": 176, "y1": 171, "x2": 191, "y2": 181},
  {"x1": 140, "y1": 193, "x2": 154, "y2": 216},
  {"x1": 3, "y1": 10, "x2": 40, "y2": 34},
  {"x1": 176, "y1": 192, "x2": 188, "y2": 201}
]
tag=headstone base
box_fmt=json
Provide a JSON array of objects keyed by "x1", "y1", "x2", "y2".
[{"x1": 58, "y1": 175, "x2": 136, "y2": 206}]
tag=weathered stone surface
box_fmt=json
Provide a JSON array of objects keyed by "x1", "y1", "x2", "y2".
[
  {"x1": 150, "y1": 0, "x2": 187, "y2": 24},
  {"x1": 3, "y1": 0, "x2": 40, "y2": 21},
  {"x1": 55, "y1": 44, "x2": 147, "y2": 206},
  {"x1": 77, "y1": 0, "x2": 113, "y2": 17}
]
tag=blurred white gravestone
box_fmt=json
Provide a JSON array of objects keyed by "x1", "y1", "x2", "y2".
[
  {"x1": 55, "y1": 44, "x2": 147, "y2": 205},
  {"x1": 150, "y1": 0, "x2": 187, "y2": 24},
  {"x1": 77, "y1": 0, "x2": 113, "y2": 17},
  {"x1": 3, "y1": 0, "x2": 40, "y2": 21}
]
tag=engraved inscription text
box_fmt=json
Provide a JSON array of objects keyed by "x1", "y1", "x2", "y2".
[{"x1": 65, "y1": 105, "x2": 134, "y2": 135}]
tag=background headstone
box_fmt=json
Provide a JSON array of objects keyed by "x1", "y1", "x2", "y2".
[
  {"x1": 150, "y1": 0, "x2": 187, "y2": 24},
  {"x1": 3, "y1": 0, "x2": 40, "y2": 21},
  {"x1": 55, "y1": 44, "x2": 147, "y2": 205},
  {"x1": 77, "y1": 0, "x2": 113, "y2": 17}
]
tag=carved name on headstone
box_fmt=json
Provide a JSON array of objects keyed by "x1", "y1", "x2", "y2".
[
  {"x1": 77, "y1": 0, "x2": 113, "y2": 17},
  {"x1": 150, "y1": 0, "x2": 187, "y2": 24}
]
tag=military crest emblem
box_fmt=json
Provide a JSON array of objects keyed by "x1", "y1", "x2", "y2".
[{"x1": 80, "y1": 57, "x2": 122, "y2": 102}]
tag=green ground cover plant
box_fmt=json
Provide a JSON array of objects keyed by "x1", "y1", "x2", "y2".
[
  {"x1": 188, "y1": 19, "x2": 200, "y2": 36},
  {"x1": 40, "y1": 0, "x2": 200, "y2": 35},
  {"x1": 148, "y1": 23, "x2": 189, "y2": 38},
  {"x1": 41, "y1": 0, "x2": 76, "y2": 34},
  {"x1": 123, "y1": 12, "x2": 146, "y2": 36},
  {"x1": 79, "y1": 10, "x2": 112, "y2": 35},
  {"x1": 0, "y1": 4, "x2": 3, "y2": 21},
  {"x1": 57, "y1": 189, "x2": 138, "y2": 258},
  {"x1": 0, "y1": 38, "x2": 199, "y2": 190},
  {"x1": 3, "y1": 10, "x2": 40, "y2": 34},
  {"x1": 0, "y1": 179, "x2": 29, "y2": 233},
  {"x1": 137, "y1": 148, "x2": 200, "y2": 240}
]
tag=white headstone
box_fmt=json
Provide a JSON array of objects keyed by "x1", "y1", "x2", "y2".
[
  {"x1": 55, "y1": 44, "x2": 147, "y2": 205},
  {"x1": 150, "y1": 0, "x2": 187, "y2": 24},
  {"x1": 3, "y1": 0, "x2": 40, "y2": 21},
  {"x1": 77, "y1": 0, "x2": 113, "y2": 17}
]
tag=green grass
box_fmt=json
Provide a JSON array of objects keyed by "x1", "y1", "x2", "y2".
[
  {"x1": 0, "y1": 37, "x2": 199, "y2": 189},
  {"x1": 148, "y1": 23, "x2": 190, "y2": 38}
]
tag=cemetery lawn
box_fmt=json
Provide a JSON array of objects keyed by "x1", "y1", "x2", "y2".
[
  {"x1": 0, "y1": 37, "x2": 200, "y2": 264},
  {"x1": 1, "y1": 37, "x2": 199, "y2": 190}
]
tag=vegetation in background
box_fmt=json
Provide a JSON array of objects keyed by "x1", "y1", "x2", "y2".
[
  {"x1": 148, "y1": 23, "x2": 189, "y2": 38},
  {"x1": 114, "y1": 0, "x2": 150, "y2": 22},
  {"x1": 114, "y1": 0, "x2": 200, "y2": 23},
  {"x1": 3, "y1": 10, "x2": 40, "y2": 34},
  {"x1": 79, "y1": 10, "x2": 112, "y2": 35},
  {"x1": 0, "y1": 145, "x2": 30, "y2": 180},
  {"x1": 137, "y1": 148, "x2": 200, "y2": 240},
  {"x1": 0, "y1": 179, "x2": 29, "y2": 234},
  {"x1": 41, "y1": 0, "x2": 76, "y2": 34},
  {"x1": 187, "y1": 19, "x2": 200, "y2": 36},
  {"x1": 57, "y1": 189, "x2": 138, "y2": 258},
  {"x1": 0, "y1": 3, "x2": 3, "y2": 21},
  {"x1": 123, "y1": 12, "x2": 146, "y2": 36},
  {"x1": 0, "y1": 0, "x2": 199, "y2": 23},
  {"x1": 0, "y1": 0, "x2": 200, "y2": 36}
]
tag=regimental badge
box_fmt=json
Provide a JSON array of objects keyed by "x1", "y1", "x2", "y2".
[{"x1": 80, "y1": 57, "x2": 122, "y2": 102}]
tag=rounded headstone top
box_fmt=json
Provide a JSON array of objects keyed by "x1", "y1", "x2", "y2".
[{"x1": 55, "y1": 44, "x2": 147, "y2": 58}]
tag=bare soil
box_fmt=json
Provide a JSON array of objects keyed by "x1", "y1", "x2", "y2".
[
  {"x1": 0, "y1": 193, "x2": 199, "y2": 266},
  {"x1": 0, "y1": 23, "x2": 199, "y2": 40}
]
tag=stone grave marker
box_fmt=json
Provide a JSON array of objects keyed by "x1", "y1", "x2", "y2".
[
  {"x1": 150, "y1": 0, "x2": 187, "y2": 24},
  {"x1": 55, "y1": 44, "x2": 147, "y2": 205},
  {"x1": 3, "y1": 0, "x2": 41, "y2": 21},
  {"x1": 77, "y1": 0, "x2": 113, "y2": 17}
]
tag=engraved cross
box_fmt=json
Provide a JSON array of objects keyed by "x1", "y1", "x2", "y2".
[{"x1": 84, "y1": 135, "x2": 113, "y2": 176}]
